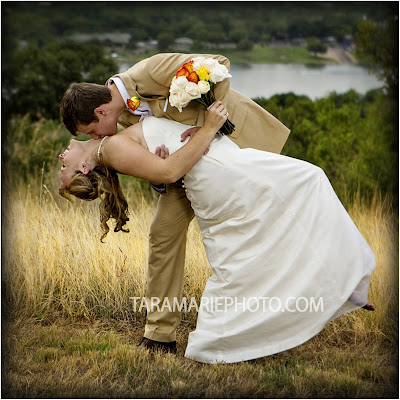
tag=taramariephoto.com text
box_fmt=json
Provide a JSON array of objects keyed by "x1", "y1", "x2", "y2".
[{"x1": 130, "y1": 296, "x2": 325, "y2": 314}]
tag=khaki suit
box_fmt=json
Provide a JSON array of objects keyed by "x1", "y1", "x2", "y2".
[{"x1": 108, "y1": 53, "x2": 290, "y2": 342}]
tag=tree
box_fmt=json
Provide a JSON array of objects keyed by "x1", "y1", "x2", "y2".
[
  {"x1": 307, "y1": 37, "x2": 327, "y2": 56},
  {"x1": 237, "y1": 38, "x2": 253, "y2": 51},
  {"x1": 356, "y1": 16, "x2": 399, "y2": 96},
  {"x1": 157, "y1": 31, "x2": 174, "y2": 52},
  {"x1": 229, "y1": 26, "x2": 249, "y2": 44},
  {"x1": 254, "y1": 90, "x2": 397, "y2": 202},
  {"x1": 2, "y1": 42, "x2": 118, "y2": 121}
]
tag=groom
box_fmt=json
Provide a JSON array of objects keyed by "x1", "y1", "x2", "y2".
[{"x1": 60, "y1": 52, "x2": 290, "y2": 353}]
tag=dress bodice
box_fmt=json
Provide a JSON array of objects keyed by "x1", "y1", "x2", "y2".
[{"x1": 142, "y1": 116, "x2": 192, "y2": 155}]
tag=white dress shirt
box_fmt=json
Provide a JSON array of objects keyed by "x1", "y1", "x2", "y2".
[{"x1": 109, "y1": 77, "x2": 154, "y2": 121}]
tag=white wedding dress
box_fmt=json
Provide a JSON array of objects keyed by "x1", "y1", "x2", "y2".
[{"x1": 142, "y1": 116, "x2": 376, "y2": 364}]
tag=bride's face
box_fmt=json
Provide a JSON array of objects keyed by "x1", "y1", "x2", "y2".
[{"x1": 59, "y1": 139, "x2": 89, "y2": 184}]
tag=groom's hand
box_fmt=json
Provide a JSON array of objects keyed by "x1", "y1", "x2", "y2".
[
  {"x1": 181, "y1": 126, "x2": 200, "y2": 142},
  {"x1": 151, "y1": 145, "x2": 169, "y2": 187},
  {"x1": 155, "y1": 144, "x2": 169, "y2": 159},
  {"x1": 181, "y1": 127, "x2": 210, "y2": 155}
]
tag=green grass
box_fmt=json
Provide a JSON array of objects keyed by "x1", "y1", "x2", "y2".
[
  {"x1": 2, "y1": 317, "x2": 398, "y2": 398},
  {"x1": 215, "y1": 45, "x2": 334, "y2": 64}
]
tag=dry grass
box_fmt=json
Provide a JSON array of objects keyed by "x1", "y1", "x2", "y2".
[
  {"x1": 1, "y1": 183, "x2": 398, "y2": 398},
  {"x1": 2, "y1": 183, "x2": 210, "y2": 324}
]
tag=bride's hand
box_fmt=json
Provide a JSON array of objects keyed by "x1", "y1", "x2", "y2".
[{"x1": 203, "y1": 101, "x2": 229, "y2": 132}]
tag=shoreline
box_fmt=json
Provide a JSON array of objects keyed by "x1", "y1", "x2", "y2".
[{"x1": 112, "y1": 45, "x2": 357, "y2": 68}]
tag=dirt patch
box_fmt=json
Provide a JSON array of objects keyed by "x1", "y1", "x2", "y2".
[{"x1": 323, "y1": 47, "x2": 357, "y2": 64}]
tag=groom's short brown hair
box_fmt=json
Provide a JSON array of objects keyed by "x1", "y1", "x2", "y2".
[{"x1": 60, "y1": 83, "x2": 112, "y2": 136}]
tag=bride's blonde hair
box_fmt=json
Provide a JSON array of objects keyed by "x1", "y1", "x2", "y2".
[{"x1": 59, "y1": 164, "x2": 129, "y2": 241}]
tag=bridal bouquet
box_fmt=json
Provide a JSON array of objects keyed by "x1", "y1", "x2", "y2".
[{"x1": 168, "y1": 57, "x2": 235, "y2": 135}]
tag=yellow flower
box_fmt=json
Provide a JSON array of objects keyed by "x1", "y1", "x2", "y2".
[{"x1": 196, "y1": 66, "x2": 210, "y2": 81}]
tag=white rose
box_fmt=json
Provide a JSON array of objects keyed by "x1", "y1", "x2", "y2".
[
  {"x1": 209, "y1": 63, "x2": 232, "y2": 83},
  {"x1": 184, "y1": 82, "x2": 201, "y2": 99},
  {"x1": 177, "y1": 91, "x2": 192, "y2": 108},
  {"x1": 169, "y1": 78, "x2": 180, "y2": 95},
  {"x1": 176, "y1": 76, "x2": 189, "y2": 89},
  {"x1": 169, "y1": 91, "x2": 191, "y2": 112},
  {"x1": 169, "y1": 93, "x2": 183, "y2": 112},
  {"x1": 170, "y1": 76, "x2": 188, "y2": 94},
  {"x1": 198, "y1": 80, "x2": 210, "y2": 94},
  {"x1": 192, "y1": 57, "x2": 206, "y2": 71},
  {"x1": 203, "y1": 58, "x2": 219, "y2": 71}
]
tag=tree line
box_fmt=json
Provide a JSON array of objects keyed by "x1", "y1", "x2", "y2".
[
  {"x1": 255, "y1": 90, "x2": 397, "y2": 201},
  {"x1": 2, "y1": 2, "x2": 395, "y2": 50}
]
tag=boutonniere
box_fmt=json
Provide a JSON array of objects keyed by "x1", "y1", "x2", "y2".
[{"x1": 127, "y1": 96, "x2": 140, "y2": 111}]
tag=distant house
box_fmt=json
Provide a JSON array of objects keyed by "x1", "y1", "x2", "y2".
[
  {"x1": 268, "y1": 40, "x2": 291, "y2": 48},
  {"x1": 214, "y1": 42, "x2": 236, "y2": 50},
  {"x1": 323, "y1": 36, "x2": 337, "y2": 45},
  {"x1": 135, "y1": 40, "x2": 158, "y2": 51},
  {"x1": 199, "y1": 42, "x2": 236, "y2": 50},
  {"x1": 174, "y1": 37, "x2": 193, "y2": 52},
  {"x1": 69, "y1": 33, "x2": 131, "y2": 45},
  {"x1": 291, "y1": 37, "x2": 306, "y2": 47}
]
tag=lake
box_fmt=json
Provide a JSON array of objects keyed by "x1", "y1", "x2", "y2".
[
  {"x1": 119, "y1": 62, "x2": 383, "y2": 99},
  {"x1": 229, "y1": 63, "x2": 383, "y2": 99}
]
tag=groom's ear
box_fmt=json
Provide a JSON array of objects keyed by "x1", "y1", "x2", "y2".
[{"x1": 94, "y1": 107, "x2": 107, "y2": 117}]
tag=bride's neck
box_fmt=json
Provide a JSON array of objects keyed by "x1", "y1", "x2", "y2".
[{"x1": 84, "y1": 139, "x2": 104, "y2": 166}]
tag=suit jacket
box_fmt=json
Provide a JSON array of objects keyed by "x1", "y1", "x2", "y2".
[{"x1": 107, "y1": 53, "x2": 290, "y2": 153}]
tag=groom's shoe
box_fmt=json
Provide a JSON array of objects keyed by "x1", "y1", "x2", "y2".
[
  {"x1": 137, "y1": 337, "x2": 177, "y2": 354},
  {"x1": 271, "y1": 350, "x2": 291, "y2": 359}
]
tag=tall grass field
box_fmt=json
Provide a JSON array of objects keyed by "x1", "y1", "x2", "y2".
[{"x1": 1, "y1": 116, "x2": 398, "y2": 398}]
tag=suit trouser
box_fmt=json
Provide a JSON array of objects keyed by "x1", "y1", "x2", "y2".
[{"x1": 144, "y1": 181, "x2": 195, "y2": 342}]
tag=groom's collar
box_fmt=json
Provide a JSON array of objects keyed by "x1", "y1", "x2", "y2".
[
  {"x1": 109, "y1": 76, "x2": 154, "y2": 120},
  {"x1": 108, "y1": 77, "x2": 131, "y2": 111}
]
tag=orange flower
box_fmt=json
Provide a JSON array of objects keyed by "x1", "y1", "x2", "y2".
[
  {"x1": 127, "y1": 96, "x2": 140, "y2": 111},
  {"x1": 187, "y1": 71, "x2": 199, "y2": 84},
  {"x1": 182, "y1": 61, "x2": 194, "y2": 73},
  {"x1": 176, "y1": 67, "x2": 189, "y2": 78}
]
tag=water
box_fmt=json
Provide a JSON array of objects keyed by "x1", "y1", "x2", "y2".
[
  {"x1": 229, "y1": 63, "x2": 383, "y2": 99},
  {"x1": 118, "y1": 61, "x2": 383, "y2": 99}
]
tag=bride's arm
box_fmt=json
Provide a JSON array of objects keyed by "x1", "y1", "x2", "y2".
[{"x1": 101, "y1": 102, "x2": 227, "y2": 185}]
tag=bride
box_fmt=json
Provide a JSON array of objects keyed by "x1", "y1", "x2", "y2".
[{"x1": 59, "y1": 101, "x2": 376, "y2": 364}]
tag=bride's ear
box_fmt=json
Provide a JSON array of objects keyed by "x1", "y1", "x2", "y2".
[{"x1": 80, "y1": 162, "x2": 90, "y2": 175}]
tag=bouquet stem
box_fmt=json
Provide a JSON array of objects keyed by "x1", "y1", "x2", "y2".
[{"x1": 195, "y1": 84, "x2": 235, "y2": 136}]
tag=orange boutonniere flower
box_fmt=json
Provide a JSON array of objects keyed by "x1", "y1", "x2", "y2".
[{"x1": 127, "y1": 96, "x2": 140, "y2": 111}]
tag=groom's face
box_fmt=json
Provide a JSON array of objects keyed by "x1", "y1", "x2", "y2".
[{"x1": 77, "y1": 112, "x2": 118, "y2": 140}]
